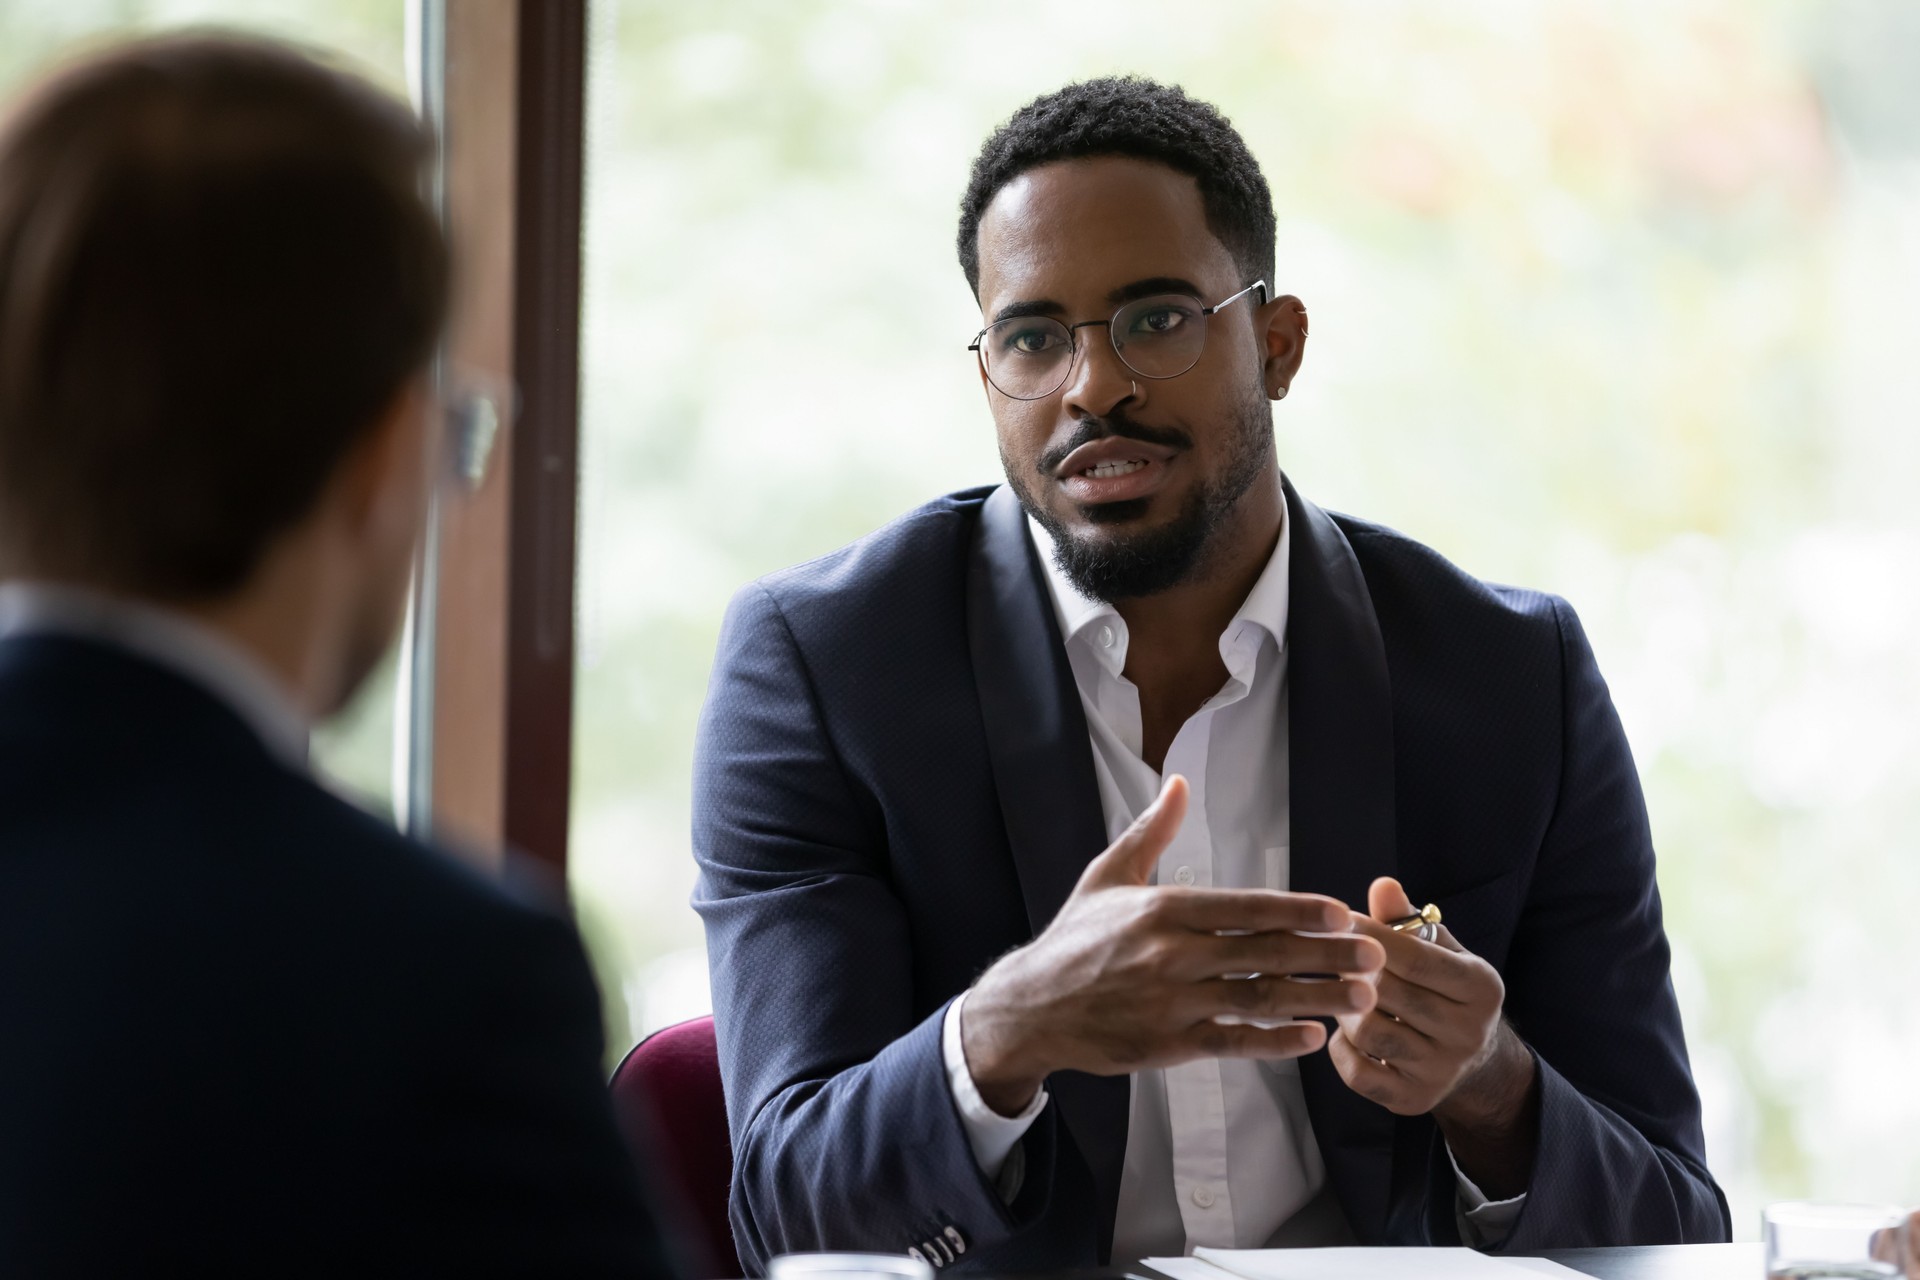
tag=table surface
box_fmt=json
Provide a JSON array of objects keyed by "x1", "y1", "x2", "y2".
[
  {"x1": 1098, "y1": 1243, "x2": 1767, "y2": 1279},
  {"x1": 1539, "y1": 1243, "x2": 1762, "y2": 1278}
]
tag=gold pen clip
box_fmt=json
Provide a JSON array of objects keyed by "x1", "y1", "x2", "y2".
[{"x1": 1389, "y1": 902, "x2": 1443, "y2": 941}]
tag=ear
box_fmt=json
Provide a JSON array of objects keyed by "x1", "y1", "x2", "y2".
[{"x1": 1257, "y1": 292, "x2": 1308, "y2": 400}]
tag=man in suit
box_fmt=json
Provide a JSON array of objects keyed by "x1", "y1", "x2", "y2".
[
  {"x1": 0, "y1": 35, "x2": 679, "y2": 1275},
  {"x1": 694, "y1": 77, "x2": 1729, "y2": 1270}
]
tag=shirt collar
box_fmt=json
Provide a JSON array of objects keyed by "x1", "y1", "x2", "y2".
[
  {"x1": 0, "y1": 581, "x2": 311, "y2": 768},
  {"x1": 1026, "y1": 517, "x2": 1119, "y2": 649},
  {"x1": 1025, "y1": 483, "x2": 1291, "y2": 679}
]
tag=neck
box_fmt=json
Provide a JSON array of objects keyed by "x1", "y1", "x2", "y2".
[
  {"x1": 1112, "y1": 467, "x2": 1283, "y2": 659},
  {"x1": 175, "y1": 543, "x2": 345, "y2": 721},
  {"x1": 1114, "y1": 467, "x2": 1284, "y2": 771}
]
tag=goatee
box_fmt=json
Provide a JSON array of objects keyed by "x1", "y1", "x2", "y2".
[{"x1": 1007, "y1": 398, "x2": 1272, "y2": 602}]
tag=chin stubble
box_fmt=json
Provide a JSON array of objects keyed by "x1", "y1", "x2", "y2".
[{"x1": 1007, "y1": 394, "x2": 1273, "y2": 603}]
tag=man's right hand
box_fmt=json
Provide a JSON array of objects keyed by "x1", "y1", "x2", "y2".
[{"x1": 957, "y1": 774, "x2": 1386, "y2": 1117}]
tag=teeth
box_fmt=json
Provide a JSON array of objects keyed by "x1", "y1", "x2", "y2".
[{"x1": 1083, "y1": 459, "x2": 1148, "y2": 479}]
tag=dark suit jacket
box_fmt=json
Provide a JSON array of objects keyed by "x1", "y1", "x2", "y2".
[
  {"x1": 693, "y1": 480, "x2": 1730, "y2": 1274},
  {"x1": 0, "y1": 635, "x2": 679, "y2": 1277}
]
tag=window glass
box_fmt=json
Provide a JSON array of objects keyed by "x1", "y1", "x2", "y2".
[
  {"x1": 575, "y1": 0, "x2": 1920, "y2": 1234},
  {"x1": 0, "y1": 0, "x2": 410, "y2": 816}
]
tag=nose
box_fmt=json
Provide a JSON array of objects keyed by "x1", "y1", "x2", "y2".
[{"x1": 1059, "y1": 324, "x2": 1140, "y2": 420}]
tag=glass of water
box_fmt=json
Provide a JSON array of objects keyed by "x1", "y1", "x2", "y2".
[
  {"x1": 1765, "y1": 1201, "x2": 1909, "y2": 1279},
  {"x1": 769, "y1": 1254, "x2": 935, "y2": 1280}
]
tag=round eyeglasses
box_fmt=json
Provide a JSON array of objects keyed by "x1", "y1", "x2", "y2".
[{"x1": 968, "y1": 279, "x2": 1268, "y2": 401}]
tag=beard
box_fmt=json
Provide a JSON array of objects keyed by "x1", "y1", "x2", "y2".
[{"x1": 1005, "y1": 392, "x2": 1273, "y2": 602}]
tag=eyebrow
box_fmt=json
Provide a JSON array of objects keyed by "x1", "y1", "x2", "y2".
[
  {"x1": 1108, "y1": 276, "x2": 1204, "y2": 306},
  {"x1": 990, "y1": 299, "x2": 1067, "y2": 324},
  {"x1": 989, "y1": 277, "x2": 1208, "y2": 326}
]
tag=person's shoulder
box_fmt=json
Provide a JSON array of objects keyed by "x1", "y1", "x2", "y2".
[
  {"x1": 279, "y1": 776, "x2": 598, "y2": 1037},
  {"x1": 1329, "y1": 507, "x2": 1569, "y2": 637},
  {"x1": 294, "y1": 776, "x2": 571, "y2": 934},
  {"x1": 745, "y1": 486, "x2": 994, "y2": 612},
  {"x1": 716, "y1": 486, "x2": 994, "y2": 654}
]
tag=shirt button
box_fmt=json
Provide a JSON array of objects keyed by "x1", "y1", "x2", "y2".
[
  {"x1": 1173, "y1": 865, "x2": 1196, "y2": 886},
  {"x1": 1192, "y1": 1185, "x2": 1217, "y2": 1209},
  {"x1": 1097, "y1": 624, "x2": 1116, "y2": 649}
]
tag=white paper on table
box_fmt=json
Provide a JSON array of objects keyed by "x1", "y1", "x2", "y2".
[
  {"x1": 1138, "y1": 1246, "x2": 1590, "y2": 1279},
  {"x1": 1141, "y1": 1258, "x2": 1244, "y2": 1280}
]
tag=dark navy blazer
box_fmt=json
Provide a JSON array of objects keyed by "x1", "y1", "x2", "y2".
[
  {"x1": 0, "y1": 636, "x2": 680, "y2": 1277},
  {"x1": 693, "y1": 480, "x2": 1730, "y2": 1274}
]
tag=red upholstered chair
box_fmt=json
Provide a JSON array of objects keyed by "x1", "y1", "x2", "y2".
[{"x1": 610, "y1": 1015, "x2": 740, "y2": 1278}]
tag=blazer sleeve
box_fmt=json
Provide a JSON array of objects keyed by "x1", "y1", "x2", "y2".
[
  {"x1": 423, "y1": 899, "x2": 686, "y2": 1278},
  {"x1": 1472, "y1": 598, "x2": 1731, "y2": 1250},
  {"x1": 693, "y1": 584, "x2": 1058, "y2": 1275}
]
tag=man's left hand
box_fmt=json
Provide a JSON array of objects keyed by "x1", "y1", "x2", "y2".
[{"x1": 1328, "y1": 877, "x2": 1541, "y2": 1199}]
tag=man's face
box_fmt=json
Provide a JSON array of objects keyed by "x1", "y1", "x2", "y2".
[{"x1": 973, "y1": 156, "x2": 1294, "y2": 600}]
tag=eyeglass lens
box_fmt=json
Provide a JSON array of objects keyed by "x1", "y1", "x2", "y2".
[{"x1": 979, "y1": 294, "x2": 1210, "y2": 401}]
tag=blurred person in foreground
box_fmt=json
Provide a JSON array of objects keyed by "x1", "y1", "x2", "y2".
[
  {"x1": 0, "y1": 35, "x2": 678, "y2": 1276},
  {"x1": 693, "y1": 78, "x2": 1729, "y2": 1270}
]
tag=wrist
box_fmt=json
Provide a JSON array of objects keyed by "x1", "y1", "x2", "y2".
[
  {"x1": 959, "y1": 975, "x2": 1050, "y2": 1118},
  {"x1": 1433, "y1": 1025, "x2": 1540, "y2": 1202},
  {"x1": 1435, "y1": 1023, "x2": 1537, "y2": 1137}
]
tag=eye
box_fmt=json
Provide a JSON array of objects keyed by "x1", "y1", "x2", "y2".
[
  {"x1": 1130, "y1": 305, "x2": 1190, "y2": 337},
  {"x1": 998, "y1": 325, "x2": 1066, "y2": 356}
]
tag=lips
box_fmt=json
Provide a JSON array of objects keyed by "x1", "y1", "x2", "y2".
[{"x1": 1054, "y1": 435, "x2": 1180, "y2": 506}]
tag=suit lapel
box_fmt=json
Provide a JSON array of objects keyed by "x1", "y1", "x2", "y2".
[
  {"x1": 1282, "y1": 476, "x2": 1406, "y2": 1243},
  {"x1": 1284, "y1": 477, "x2": 1399, "y2": 908},
  {"x1": 966, "y1": 483, "x2": 1129, "y2": 1261}
]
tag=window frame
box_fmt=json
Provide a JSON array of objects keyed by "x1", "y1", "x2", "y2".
[{"x1": 403, "y1": 0, "x2": 586, "y2": 874}]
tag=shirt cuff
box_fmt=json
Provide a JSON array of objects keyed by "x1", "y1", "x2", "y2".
[
  {"x1": 941, "y1": 991, "x2": 1047, "y2": 1194},
  {"x1": 1447, "y1": 1143, "x2": 1527, "y2": 1247}
]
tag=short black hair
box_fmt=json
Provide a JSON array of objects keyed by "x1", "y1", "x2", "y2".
[
  {"x1": 957, "y1": 76, "x2": 1276, "y2": 297},
  {"x1": 0, "y1": 33, "x2": 447, "y2": 599}
]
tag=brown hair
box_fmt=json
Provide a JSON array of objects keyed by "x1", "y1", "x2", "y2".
[{"x1": 0, "y1": 32, "x2": 449, "y2": 599}]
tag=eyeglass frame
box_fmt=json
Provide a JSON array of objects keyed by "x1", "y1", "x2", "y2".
[{"x1": 967, "y1": 278, "x2": 1270, "y2": 401}]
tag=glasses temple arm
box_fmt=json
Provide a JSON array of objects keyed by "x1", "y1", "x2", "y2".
[{"x1": 1203, "y1": 279, "x2": 1270, "y2": 315}]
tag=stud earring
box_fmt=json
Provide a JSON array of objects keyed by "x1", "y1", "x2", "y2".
[{"x1": 1275, "y1": 385, "x2": 1288, "y2": 400}]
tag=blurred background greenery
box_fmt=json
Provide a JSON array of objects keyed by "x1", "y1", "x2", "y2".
[{"x1": 4, "y1": 0, "x2": 1916, "y2": 1242}]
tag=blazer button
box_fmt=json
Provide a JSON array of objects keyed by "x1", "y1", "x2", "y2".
[
  {"x1": 943, "y1": 1225, "x2": 968, "y2": 1254},
  {"x1": 908, "y1": 1246, "x2": 931, "y2": 1268}
]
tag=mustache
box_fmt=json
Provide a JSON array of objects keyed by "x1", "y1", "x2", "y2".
[{"x1": 1037, "y1": 410, "x2": 1194, "y2": 476}]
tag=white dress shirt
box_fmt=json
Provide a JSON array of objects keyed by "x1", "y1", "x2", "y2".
[
  {"x1": 0, "y1": 581, "x2": 310, "y2": 767},
  {"x1": 940, "y1": 488, "x2": 1525, "y2": 1259}
]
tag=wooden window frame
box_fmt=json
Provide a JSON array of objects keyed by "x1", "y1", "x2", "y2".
[{"x1": 404, "y1": 0, "x2": 586, "y2": 873}]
